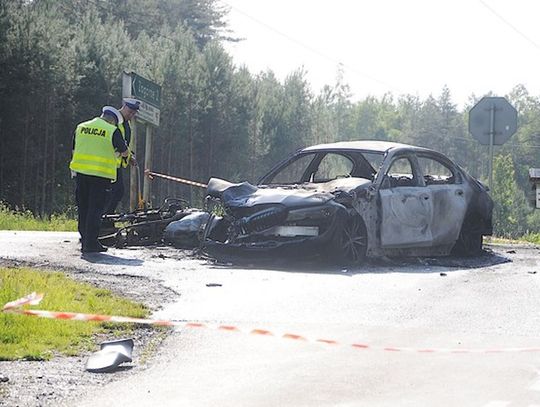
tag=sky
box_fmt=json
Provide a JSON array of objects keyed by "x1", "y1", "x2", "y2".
[{"x1": 221, "y1": 0, "x2": 540, "y2": 108}]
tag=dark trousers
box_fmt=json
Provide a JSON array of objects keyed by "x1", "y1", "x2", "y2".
[
  {"x1": 104, "y1": 169, "x2": 124, "y2": 215},
  {"x1": 75, "y1": 173, "x2": 110, "y2": 251}
]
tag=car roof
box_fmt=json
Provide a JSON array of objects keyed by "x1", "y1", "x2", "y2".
[{"x1": 301, "y1": 140, "x2": 431, "y2": 154}]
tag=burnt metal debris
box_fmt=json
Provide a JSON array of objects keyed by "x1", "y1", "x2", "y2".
[
  {"x1": 99, "y1": 198, "x2": 192, "y2": 248},
  {"x1": 101, "y1": 141, "x2": 494, "y2": 265}
]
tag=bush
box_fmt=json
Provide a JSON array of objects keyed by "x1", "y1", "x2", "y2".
[{"x1": 0, "y1": 202, "x2": 77, "y2": 231}]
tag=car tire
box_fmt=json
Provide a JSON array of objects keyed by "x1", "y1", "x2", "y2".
[
  {"x1": 334, "y1": 214, "x2": 368, "y2": 265},
  {"x1": 452, "y1": 217, "x2": 483, "y2": 256}
]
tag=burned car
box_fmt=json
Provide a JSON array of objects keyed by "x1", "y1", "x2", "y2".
[{"x1": 198, "y1": 141, "x2": 493, "y2": 263}]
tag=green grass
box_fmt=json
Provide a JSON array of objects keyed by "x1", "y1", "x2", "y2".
[
  {"x1": 0, "y1": 202, "x2": 77, "y2": 231},
  {"x1": 0, "y1": 267, "x2": 149, "y2": 361},
  {"x1": 485, "y1": 233, "x2": 540, "y2": 245},
  {"x1": 521, "y1": 233, "x2": 540, "y2": 245}
]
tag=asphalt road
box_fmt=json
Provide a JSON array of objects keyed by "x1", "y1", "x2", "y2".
[{"x1": 1, "y1": 231, "x2": 540, "y2": 406}]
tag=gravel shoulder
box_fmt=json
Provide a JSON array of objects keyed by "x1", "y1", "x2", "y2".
[
  {"x1": 0, "y1": 231, "x2": 538, "y2": 406},
  {"x1": 0, "y1": 234, "x2": 187, "y2": 407},
  {"x1": 0, "y1": 260, "x2": 177, "y2": 407}
]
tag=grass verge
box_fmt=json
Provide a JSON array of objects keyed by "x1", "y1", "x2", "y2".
[
  {"x1": 0, "y1": 202, "x2": 77, "y2": 231},
  {"x1": 485, "y1": 234, "x2": 540, "y2": 245},
  {"x1": 0, "y1": 267, "x2": 148, "y2": 361},
  {"x1": 521, "y1": 233, "x2": 540, "y2": 245}
]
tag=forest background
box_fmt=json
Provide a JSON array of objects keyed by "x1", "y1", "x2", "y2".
[{"x1": 0, "y1": 0, "x2": 539, "y2": 238}]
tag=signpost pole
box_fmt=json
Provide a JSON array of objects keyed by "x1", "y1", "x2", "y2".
[
  {"x1": 488, "y1": 103, "x2": 495, "y2": 191},
  {"x1": 529, "y1": 169, "x2": 540, "y2": 209},
  {"x1": 122, "y1": 71, "x2": 161, "y2": 210},
  {"x1": 468, "y1": 96, "x2": 517, "y2": 193},
  {"x1": 143, "y1": 125, "x2": 153, "y2": 204},
  {"x1": 130, "y1": 120, "x2": 138, "y2": 210}
]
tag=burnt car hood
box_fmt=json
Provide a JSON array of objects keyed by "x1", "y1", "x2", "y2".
[{"x1": 207, "y1": 177, "x2": 372, "y2": 209}]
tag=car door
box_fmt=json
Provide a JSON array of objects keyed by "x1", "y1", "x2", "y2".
[
  {"x1": 416, "y1": 154, "x2": 467, "y2": 245},
  {"x1": 378, "y1": 154, "x2": 434, "y2": 248}
]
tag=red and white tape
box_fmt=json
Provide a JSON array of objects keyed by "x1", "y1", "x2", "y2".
[
  {"x1": 144, "y1": 170, "x2": 208, "y2": 188},
  {"x1": 4, "y1": 292, "x2": 540, "y2": 354}
]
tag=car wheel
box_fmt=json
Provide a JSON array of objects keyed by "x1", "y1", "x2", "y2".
[
  {"x1": 452, "y1": 217, "x2": 483, "y2": 256},
  {"x1": 335, "y1": 215, "x2": 368, "y2": 264}
]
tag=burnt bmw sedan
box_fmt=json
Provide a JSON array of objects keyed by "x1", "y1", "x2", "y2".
[{"x1": 202, "y1": 141, "x2": 493, "y2": 263}]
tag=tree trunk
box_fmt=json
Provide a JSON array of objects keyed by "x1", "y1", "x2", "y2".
[
  {"x1": 207, "y1": 117, "x2": 213, "y2": 179},
  {"x1": 40, "y1": 94, "x2": 50, "y2": 216},
  {"x1": 166, "y1": 128, "x2": 173, "y2": 199},
  {"x1": 21, "y1": 104, "x2": 30, "y2": 209},
  {"x1": 50, "y1": 95, "x2": 57, "y2": 213},
  {"x1": 250, "y1": 118, "x2": 256, "y2": 181},
  {"x1": 188, "y1": 91, "x2": 193, "y2": 202},
  {"x1": 0, "y1": 118, "x2": 3, "y2": 195}
]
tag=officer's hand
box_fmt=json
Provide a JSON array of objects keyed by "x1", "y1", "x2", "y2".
[{"x1": 129, "y1": 156, "x2": 138, "y2": 166}]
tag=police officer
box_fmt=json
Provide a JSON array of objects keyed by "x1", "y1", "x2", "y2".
[
  {"x1": 103, "y1": 97, "x2": 141, "y2": 214},
  {"x1": 70, "y1": 106, "x2": 128, "y2": 253}
]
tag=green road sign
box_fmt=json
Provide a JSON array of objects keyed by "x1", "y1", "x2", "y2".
[
  {"x1": 122, "y1": 72, "x2": 161, "y2": 126},
  {"x1": 131, "y1": 73, "x2": 161, "y2": 108}
]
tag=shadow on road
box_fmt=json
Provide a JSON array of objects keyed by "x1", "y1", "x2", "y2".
[
  {"x1": 202, "y1": 247, "x2": 511, "y2": 276},
  {"x1": 81, "y1": 253, "x2": 144, "y2": 267}
]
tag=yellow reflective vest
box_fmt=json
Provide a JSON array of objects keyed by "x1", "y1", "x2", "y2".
[
  {"x1": 117, "y1": 121, "x2": 132, "y2": 168},
  {"x1": 69, "y1": 117, "x2": 118, "y2": 181}
]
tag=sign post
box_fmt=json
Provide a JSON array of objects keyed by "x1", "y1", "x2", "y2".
[
  {"x1": 530, "y1": 168, "x2": 540, "y2": 209},
  {"x1": 468, "y1": 96, "x2": 517, "y2": 190},
  {"x1": 122, "y1": 72, "x2": 161, "y2": 209}
]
